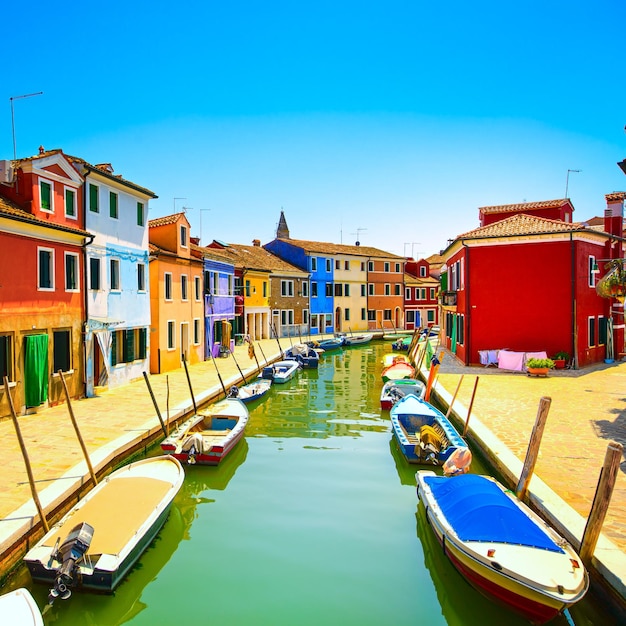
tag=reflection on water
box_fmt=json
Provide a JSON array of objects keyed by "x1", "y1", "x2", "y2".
[{"x1": 1, "y1": 341, "x2": 616, "y2": 625}]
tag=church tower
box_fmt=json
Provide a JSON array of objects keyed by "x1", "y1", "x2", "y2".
[{"x1": 276, "y1": 210, "x2": 290, "y2": 239}]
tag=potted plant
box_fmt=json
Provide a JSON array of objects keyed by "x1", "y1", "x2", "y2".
[
  {"x1": 551, "y1": 351, "x2": 569, "y2": 369},
  {"x1": 596, "y1": 260, "x2": 626, "y2": 302},
  {"x1": 526, "y1": 357, "x2": 555, "y2": 377}
]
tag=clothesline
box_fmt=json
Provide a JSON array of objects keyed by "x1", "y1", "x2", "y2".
[{"x1": 478, "y1": 349, "x2": 548, "y2": 371}]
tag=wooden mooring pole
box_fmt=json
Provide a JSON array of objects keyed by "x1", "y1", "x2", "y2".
[
  {"x1": 516, "y1": 396, "x2": 551, "y2": 500},
  {"x1": 142, "y1": 371, "x2": 168, "y2": 437},
  {"x1": 445, "y1": 375, "x2": 465, "y2": 419},
  {"x1": 579, "y1": 441, "x2": 623, "y2": 564},
  {"x1": 59, "y1": 370, "x2": 98, "y2": 486},
  {"x1": 462, "y1": 377, "x2": 480, "y2": 437},
  {"x1": 182, "y1": 355, "x2": 198, "y2": 414},
  {"x1": 3, "y1": 376, "x2": 49, "y2": 533}
]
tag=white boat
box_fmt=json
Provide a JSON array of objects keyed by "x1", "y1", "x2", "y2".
[
  {"x1": 416, "y1": 471, "x2": 589, "y2": 624},
  {"x1": 24, "y1": 455, "x2": 184, "y2": 602},
  {"x1": 161, "y1": 398, "x2": 249, "y2": 465},
  {"x1": 227, "y1": 378, "x2": 272, "y2": 403},
  {"x1": 0, "y1": 588, "x2": 43, "y2": 626},
  {"x1": 261, "y1": 359, "x2": 301, "y2": 383}
]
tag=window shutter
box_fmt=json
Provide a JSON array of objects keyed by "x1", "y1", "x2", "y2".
[
  {"x1": 138, "y1": 328, "x2": 147, "y2": 359},
  {"x1": 41, "y1": 182, "x2": 51, "y2": 210},
  {"x1": 111, "y1": 331, "x2": 117, "y2": 366},
  {"x1": 124, "y1": 329, "x2": 135, "y2": 363}
]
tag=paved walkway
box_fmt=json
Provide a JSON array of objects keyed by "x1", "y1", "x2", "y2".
[{"x1": 0, "y1": 338, "x2": 624, "y2": 605}]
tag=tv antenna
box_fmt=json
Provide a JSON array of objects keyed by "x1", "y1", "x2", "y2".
[
  {"x1": 404, "y1": 242, "x2": 421, "y2": 259},
  {"x1": 351, "y1": 227, "x2": 367, "y2": 245}
]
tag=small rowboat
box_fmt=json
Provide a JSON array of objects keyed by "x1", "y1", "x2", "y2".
[
  {"x1": 416, "y1": 471, "x2": 589, "y2": 624},
  {"x1": 0, "y1": 589, "x2": 43, "y2": 626},
  {"x1": 284, "y1": 343, "x2": 320, "y2": 368},
  {"x1": 390, "y1": 394, "x2": 469, "y2": 467},
  {"x1": 24, "y1": 456, "x2": 184, "y2": 601},
  {"x1": 314, "y1": 337, "x2": 343, "y2": 351},
  {"x1": 382, "y1": 357, "x2": 416, "y2": 382},
  {"x1": 261, "y1": 359, "x2": 301, "y2": 383},
  {"x1": 380, "y1": 378, "x2": 426, "y2": 410},
  {"x1": 341, "y1": 333, "x2": 373, "y2": 346},
  {"x1": 227, "y1": 379, "x2": 272, "y2": 404},
  {"x1": 161, "y1": 398, "x2": 249, "y2": 465}
]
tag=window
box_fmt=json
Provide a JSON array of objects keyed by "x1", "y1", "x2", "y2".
[
  {"x1": 194, "y1": 319, "x2": 201, "y2": 344},
  {"x1": 212, "y1": 272, "x2": 218, "y2": 295},
  {"x1": 53, "y1": 330, "x2": 71, "y2": 373},
  {"x1": 195, "y1": 276, "x2": 201, "y2": 300},
  {"x1": 325, "y1": 283, "x2": 332, "y2": 297},
  {"x1": 310, "y1": 314, "x2": 318, "y2": 328},
  {"x1": 245, "y1": 280, "x2": 251, "y2": 297},
  {"x1": 588, "y1": 317, "x2": 596, "y2": 347},
  {"x1": 326, "y1": 259, "x2": 332, "y2": 272},
  {"x1": 110, "y1": 259, "x2": 120, "y2": 290},
  {"x1": 335, "y1": 260, "x2": 340, "y2": 270},
  {"x1": 303, "y1": 309, "x2": 309, "y2": 324},
  {"x1": 138, "y1": 263, "x2": 146, "y2": 291},
  {"x1": 65, "y1": 187, "x2": 76, "y2": 218},
  {"x1": 588, "y1": 256, "x2": 597, "y2": 288},
  {"x1": 344, "y1": 284, "x2": 350, "y2": 296},
  {"x1": 40, "y1": 179, "x2": 53, "y2": 212},
  {"x1": 345, "y1": 260, "x2": 350, "y2": 270},
  {"x1": 383, "y1": 309, "x2": 392, "y2": 320},
  {"x1": 427, "y1": 310, "x2": 435, "y2": 323},
  {"x1": 137, "y1": 202, "x2": 145, "y2": 226},
  {"x1": 395, "y1": 263, "x2": 401, "y2": 273},
  {"x1": 429, "y1": 288, "x2": 436, "y2": 300},
  {"x1": 0, "y1": 334, "x2": 13, "y2": 381},
  {"x1": 384, "y1": 262, "x2": 390, "y2": 272},
  {"x1": 368, "y1": 261, "x2": 374, "y2": 271},
  {"x1": 368, "y1": 283, "x2": 374, "y2": 296},
  {"x1": 334, "y1": 283, "x2": 343, "y2": 297},
  {"x1": 301, "y1": 281, "x2": 308, "y2": 297},
  {"x1": 90, "y1": 257, "x2": 101, "y2": 290},
  {"x1": 38, "y1": 247, "x2": 54, "y2": 290},
  {"x1": 165, "y1": 273, "x2": 173, "y2": 300},
  {"x1": 228, "y1": 274, "x2": 234, "y2": 295},
  {"x1": 345, "y1": 308, "x2": 350, "y2": 321},
  {"x1": 417, "y1": 288, "x2": 426, "y2": 300},
  {"x1": 325, "y1": 314, "x2": 332, "y2": 329},
  {"x1": 112, "y1": 328, "x2": 146, "y2": 363},
  {"x1": 65, "y1": 253, "x2": 79, "y2": 291},
  {"x1": 361, "y1": 262, "x2": 366, "y2": 271},
  {"x1": 384, "y1": 284, "x2": 391, "y2": 296},
  {"x1": 361, "y1": 284, "x2": 366, "y2": 297},
  {"x1": 406, "y1": 311, "x2": 415, "y2": 323},
  {"x1": 311, "y1": 282, "x2": 318, "y2": 297},
  {"x1": 367, "y1": 310, "x2": 376, "y2": 321},
  {"x1": 167, "y1": 321, "x2": 175, "y2": 350},
  {"x1": 394, "y1": 284, "x2": 401, "y2": 296},
  {"x1": 138, "y1": 328, "x2": 147, "y2": 359},
  {"x1": 181, "y1": 274, "x2": 188, "y2": 301},
  {"x1": 281, "y1": 310, "x2": 294, "y2": 325},
  {"x1": 311, "y1": 257, "x2": 317, "y2": 272},
  {"x1": 263, "y1": 282, "x2": 267, "y2": 297},
  {"x1": 420, "y1": 266, "x2": 427, "y2": 278},
  {"x1": 109, "y1": 191, "x2": 118, "y2": 218},
  {"x1": 405, "y1": 288, "x2": 411, "y2": 300},
  {"x1": 599, "y1": 316, "x2": 607, "y2": 345},
  {"x1": 89, "y1": 184, "x2": 99, "y2": 213},
  {"x1": 457, "y1": 314, "x2": 465, "y2": 344},
  {"x1": 361, "y1": 308, "x2": 366, "y2": 320},
  {"x1": 281, "y1": 280, "x2": 294, "y2": 297},
  {"x1": 180, "y1": 225, "x2": 188, "y2": 247}
]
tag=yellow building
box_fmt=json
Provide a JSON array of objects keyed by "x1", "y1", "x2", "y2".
[{"x1": 332, "y1": 254, "x2": 369, "y2": 332}]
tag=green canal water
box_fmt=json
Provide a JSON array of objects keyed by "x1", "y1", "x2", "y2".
[{"x1": 6, "y1": 342, "x2": 617, "y2": 625}]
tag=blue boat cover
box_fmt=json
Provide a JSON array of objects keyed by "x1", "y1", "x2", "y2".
[{"x1": 423, "y1": 474, "x2": 564, "y2": 553}]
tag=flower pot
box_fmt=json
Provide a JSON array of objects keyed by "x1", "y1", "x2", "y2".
[
  {"x1": 527, "y1": 367, "x2": 549, "y2": 377},
  {"x1": 553, "y1": 359, "x2": 565, "y2": 369}
]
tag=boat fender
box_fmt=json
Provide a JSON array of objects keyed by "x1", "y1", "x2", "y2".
[{"x1": 443, "y1": 448, "x2": 473, "y2": 476}]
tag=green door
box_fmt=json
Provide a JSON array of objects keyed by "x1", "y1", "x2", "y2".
[{"x1": 24, "y1": 334, "x2": 49, "y2": 407}]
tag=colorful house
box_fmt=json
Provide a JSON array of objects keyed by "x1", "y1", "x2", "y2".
[
  {"x1": 0, "y1": 150, "x2": 91, "y2": 415},
  {"x1": 365, "y1": 254, "x2": 406, "y2": 332},
  {"x1": 68, "y1": 155, "x2": 157, "y2": 394},
  {"x1": 148, "y1": 213, "x2": 205, "y2": 373},
  {"x1": 440, "y1": 196, "x2": 625, "y2": 367},
  {"x1": 404, "y1": 258, "x2": 439, "y2": 330}
]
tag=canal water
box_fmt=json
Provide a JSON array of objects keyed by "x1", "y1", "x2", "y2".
[{"x1": 6, "y1": 342, "x2": 616, "y2": 625}]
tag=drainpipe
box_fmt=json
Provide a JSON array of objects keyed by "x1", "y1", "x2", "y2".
[
  {"x1": 461, "y1": 240, "x2": 470, "y2": 365},
  {"x1": 569, "y1": 233, "x2": 578, "y2": 369},
  {"x1": 82, "y1": 172, "x2": 96, "y2": 396}
]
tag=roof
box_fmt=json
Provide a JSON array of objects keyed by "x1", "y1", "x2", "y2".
[
  {"x1": 148, "y1": 213, "x2": 185, "y2": 228},
  {"x1": 275, "y1": 237, "x2": 404, "y2": 259},
  {"x1": 457, "y1": 213, "x2": 589, "y2": 240},
  {"x1": 0, "y1": 195, "x2": 92, "y2": 238},
  {"x1": 478, "y1": 198, "x2": 570, "y2": 215},
  {"x1": 207, "y1": 242, "x2": 306, "y2": 274},
  {"x1": 18, "y1": 148, "x2": 157, "y2": 199},
  {"x1": 606, "y1": 192, "x2": 626, "y2": 202}
]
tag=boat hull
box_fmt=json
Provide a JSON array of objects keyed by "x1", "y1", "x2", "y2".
[
  {"x1": 0, "y1": 588, "x2": 43, "y2": 626},
  {"x1": 416, "y1": 471, "x2": 589, "y2": 624},
  {"x1": 261, "y1": 360, "x2": 300, "y2": 383},
  {"x1": 380, "y1": 379, "x2": 426, "y2": 410},
  {"x1": 24, "y1": 456, "x2": 184, "y2": 594}
]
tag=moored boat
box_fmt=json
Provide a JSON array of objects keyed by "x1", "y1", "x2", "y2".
[
  {"x1": 390, "y1": 394, "x2": 469, "y2": 466},
  {"x1": 416, "y1": 471, "x2": 589, "y2": 624},
  {"x1": 342, "y1": 333, "x2": 373, "y2": 346},
  {"x1": 284, "y1": 343, "x2": 320, "y2": 368},
  {"x1": 261, "y1": 359, "x2": 301, "y2": 383},
  {"x1": 227, "y1": 378, "x2": 272, "y2": 403},
  {"x1": 380, "y1": 378, "x2": 426, "y2": 410},
  {"x1": 161, "y1": 398, "x2": 249, "y2": 465},
  {"x1": 381, "y1": 357, "x2": 416, "y2": 382},
  {"x1": 0, "y1": 588, "x2": 43, "y2": 626},
  {"x1": 24, "y1": 455, "x2": 184, "y2": 601},
  {"x1": 314, "y1": 337, "x2": 343, "y2": 351}
]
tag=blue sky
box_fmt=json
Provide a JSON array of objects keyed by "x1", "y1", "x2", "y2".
[{"x1": 3, "y1": 1, "x2": 626, "y2": 257}]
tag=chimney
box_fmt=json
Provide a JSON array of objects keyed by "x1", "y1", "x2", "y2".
[
  {"x1": 604, "y1": 192, "x2": 625, "y2": 238},
  {"x1": 38, "y1": 145, "x2": 45, "y2": 154},
  {"x1": 252, "y1": 239, "x2": 261, "y2": 247}
]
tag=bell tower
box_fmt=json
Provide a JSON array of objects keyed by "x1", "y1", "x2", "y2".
[{"x1": 276, "y1": 210, "x2": 290, "y2": 239}]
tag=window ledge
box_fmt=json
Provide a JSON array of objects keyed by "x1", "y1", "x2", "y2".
[
  {"x1": 52, "y1": 370, "x2": 75, "y2": 378},
  {"x1": 0, "y1": 381, "x2": 17, "y2": 391}
]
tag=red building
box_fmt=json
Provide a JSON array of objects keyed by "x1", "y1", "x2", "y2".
[
  {"x1": 440, "y1": 195, "x2": 625, "y2": 368},
  {"x1": 404, "y1": 258, "x2": 439, "y2": 330}
]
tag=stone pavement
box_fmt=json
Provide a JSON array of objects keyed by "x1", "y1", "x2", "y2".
[{"x1": 0, "y1": 337, "x2": 624, "y2": 605}]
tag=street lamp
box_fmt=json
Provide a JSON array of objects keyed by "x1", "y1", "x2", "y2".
[{"x1": 10, "y1": 91, "x2": 43, "y2": 159}]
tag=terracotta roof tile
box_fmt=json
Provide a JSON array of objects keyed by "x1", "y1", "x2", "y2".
[
  {"x1": 605, "y1": 192, "x2": 626, "y2": 202},
  {"x1": 148, "y1": 213, "x2": 185, "y2": 228},
  {"x1": 478, "y1": 198, "x2": 569, "y2": 214},
  {"x1": 279, "y1": 237, "x2": 404, "y2": 259},
  {"x1": 457, "y1": 214, "x2": 586, "y2": 239}
]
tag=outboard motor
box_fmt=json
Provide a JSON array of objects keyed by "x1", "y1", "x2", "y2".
[
  {"x1": 48, "y1": 522, "x2": 94, "y2": 605},
  {"x1": 228, "y1": 385, "x2": 239, "y2": 398}
]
